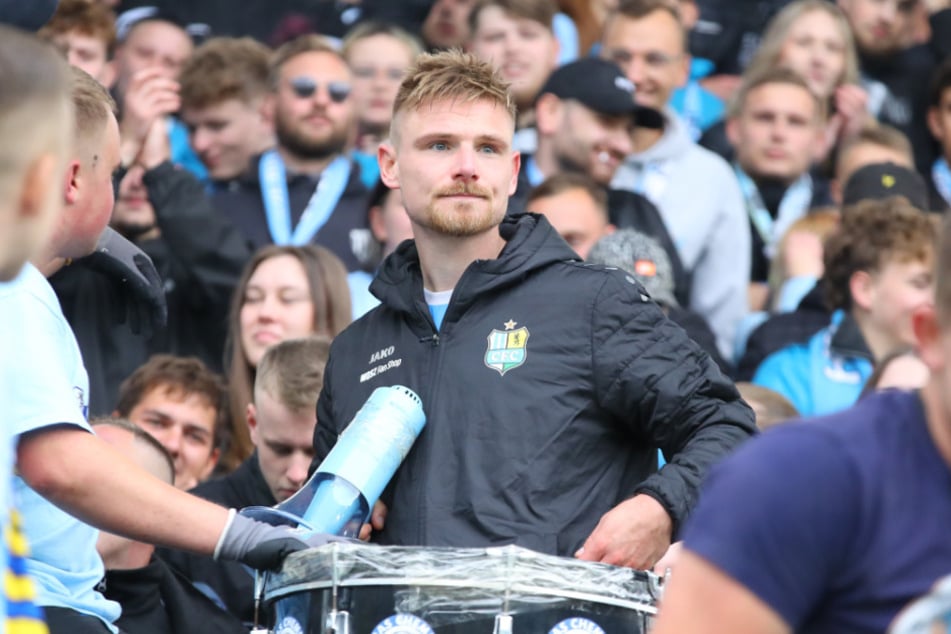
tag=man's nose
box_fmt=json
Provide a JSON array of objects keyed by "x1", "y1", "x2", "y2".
[
  {"x1": 453, "y1": 146, "x2": 478, "y2": 179},
  {"x1": 192, "y1": 128, "x2": 211, "y2": 153},
  {"x1": 878, "y1": 2, "x2": 897, "y2": 24},
  {"x1": 161, "y1": 427, "x2": 182, "y2": 458},
  {"x1": 627, "y1": 57, "x2": 649, "y2": 87},
  {"x1": 611, "y1": 128, "x2": 634, "y2": 156},
  {"x1": 287, "y1": 454, "x2": 310, "y2": 487}
]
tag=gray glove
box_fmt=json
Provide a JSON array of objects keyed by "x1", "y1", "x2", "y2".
[
  {"x1": 81, "y1": 227, "x2": 167, "y2": 337},
  {"x1": 214, "y1": 511, "x2": 355, "y2": 571}
]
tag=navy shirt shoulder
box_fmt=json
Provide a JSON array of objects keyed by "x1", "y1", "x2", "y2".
[{"x1": 683, "y1": 390, "x2": 951, "y2": 633}]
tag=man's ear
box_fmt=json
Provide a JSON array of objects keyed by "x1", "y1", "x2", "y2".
[
  {"x1": 849, "y1": 270, "x2": 874, "y2": 312},
  {"x1": 535, "y1": 94, "x2": 562, "y2": 136},
  {"x1": 509, "y1": 150, "x2": 521, "y2": 196},
  {"x1": 261, "y1": 94, "x2": 277, "y2": 127},
  {"x1": 63, "y1": 159, "x2": 81, "y2": 206},
  {"x1": 20, "y1": 152, "x2": 61, "y2": 220},
  {"x1": 378, "y1": 142, "x2": 400, "y2": 189},
  {"x1": 914, "y1": 303, "x2": 944, "y2": 371},
  {"x1": 928, "y1": 106, "x2": 943, "y2": 140},
  {"x1": 200, "y1": 447, "x2": 220, "y2": 480},
  {"x1": 246, "y1": 402, "x2": 259, "y2": 444},
  {"x1": 547, "y1": 35, "x2": 560, "y2": 70},
  {"x1": 725, "y1": 116, "x2": 741, "y2": 149}
]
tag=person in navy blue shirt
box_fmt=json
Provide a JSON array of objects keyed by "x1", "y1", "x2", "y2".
[{"x1": 652, "y1": 208, "x2": 951, "y2": 633}]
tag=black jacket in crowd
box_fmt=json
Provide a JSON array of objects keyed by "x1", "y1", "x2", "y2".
[
  {"x1": 101, "y1": 556, "x2": 246, "y2": 634},
  {"x1": 211, "y1": 154, "x2": 373, "y2": 272},
  {"x1": 159, "y1": 455, "x2": 276, "y2": 628},
  {"x1": 51, "y1": 161, "x2": 250, "y2": 415},
  {"x1": 313, "y1": 212, "x2": 756, "y2": 554}
]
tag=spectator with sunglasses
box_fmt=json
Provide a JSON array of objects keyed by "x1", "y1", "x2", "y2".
[{"x1": 211, "y1": 34, "x2": 374, "y2": 274}]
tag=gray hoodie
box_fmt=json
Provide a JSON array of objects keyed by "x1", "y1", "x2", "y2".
[{"x1": 612, "y1": 111, "x2": 750, "y2": 361}]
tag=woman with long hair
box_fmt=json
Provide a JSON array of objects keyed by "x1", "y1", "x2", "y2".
[{"x1": 219, "y1": 244, "x2": 351, "y2": 472}]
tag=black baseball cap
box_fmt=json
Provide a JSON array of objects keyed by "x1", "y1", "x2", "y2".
[
  {"x1": 842, "y1": 162, "x2": 929, "y2": 211},
  {"x1": 537, "y1": 58, "x2": 664, "y2": 129}
]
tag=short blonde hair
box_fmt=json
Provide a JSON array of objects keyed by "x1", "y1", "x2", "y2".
[
  {"x1": 70, "y1": 66, "x2": 116, "y2": 152},
  {"x1": 255, "y1": 336, "x2": 331, "y2": 415},
  {"x1": 391, "y1": 49, "x2": 516, "y2": 143},
  {"x1": 744, "y1": 0, "x2": 859, "y2": 98}
]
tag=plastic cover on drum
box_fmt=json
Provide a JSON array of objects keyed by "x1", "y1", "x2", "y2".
[{"x1": 261, "y1": 543, "x2": 662, "y2": 632}]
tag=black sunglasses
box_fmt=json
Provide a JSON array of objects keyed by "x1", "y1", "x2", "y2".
[{"x1": 288, "y1": 76, "x2": 351, "y2": 103}]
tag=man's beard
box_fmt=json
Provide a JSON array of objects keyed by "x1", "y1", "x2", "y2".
[
  {"x1": 275, "y1": 109, "x2": 349, "y2": 162},
  {"x1": 417, "y1": 185, "x2": 501, "y2": 237}
]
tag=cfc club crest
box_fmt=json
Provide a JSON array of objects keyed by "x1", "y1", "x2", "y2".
[{"x1": 484, "y1": 319, "x2": 529, "y2": 375}]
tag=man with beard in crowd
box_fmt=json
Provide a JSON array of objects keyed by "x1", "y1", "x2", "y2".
[{"x1": 211, "y1": 34, "x2": 373, "y2": 272}]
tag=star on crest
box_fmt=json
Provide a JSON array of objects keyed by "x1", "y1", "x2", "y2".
[{"x1": 504, "y1": 319, "x2": 517, "y2": 330}]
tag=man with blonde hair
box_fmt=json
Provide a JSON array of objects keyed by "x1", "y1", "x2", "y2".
[
  {"x1": 314, "y1": 49, "x2": 755, "y2": 572},
  {"x1": 727, "y1": 67, "x2": 829, "y2": 310},
  {"x1": 162, "y1": 336, "x2": 331, "y2": 625}
]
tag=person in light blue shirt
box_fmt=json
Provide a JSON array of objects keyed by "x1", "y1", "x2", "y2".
[
  {"x1": 753, "y1": 197, "x2": 937, "y2": 417},
  {"x1": 0, "y1": 25, "x2": 79, "y2": 634}
]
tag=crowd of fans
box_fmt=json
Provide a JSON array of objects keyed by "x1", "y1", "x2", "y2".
[{"x1": 4, "y1": 0, "x2": 951, "y2": 632}]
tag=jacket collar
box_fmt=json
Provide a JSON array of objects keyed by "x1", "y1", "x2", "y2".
[
  {"x1": 370, "y1": 212, "x2": 579, "y2": 319},
  {"x1": 829, "y1": 310, "x2": 874, "y2": 361}
]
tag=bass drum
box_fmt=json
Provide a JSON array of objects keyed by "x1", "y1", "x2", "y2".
[{"x1": 259, "y1": 543, "x2": 663, "y2": 634}]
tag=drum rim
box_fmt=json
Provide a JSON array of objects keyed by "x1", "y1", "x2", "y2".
[{"x1": 262, "y1": 576, "x2": 659, "y2": 615}]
